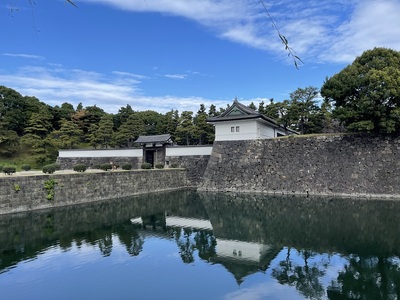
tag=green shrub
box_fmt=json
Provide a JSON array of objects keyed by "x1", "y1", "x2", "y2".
[
  {"x1": 44, "y1": 178, "x2": 57, "y2": 201},
  {"x1": 42, "y1": 164, "x2": 57, "y2": 174},
  {"x1": 73, "y1": 164, "x2": 87, "y2": 172},
  {"x1": 155, "y1": 163, "x2": 164, "y2": 169},
  {"x1": 122, "y1": 163, "x2": 132, "y2": 170},
  {"x1": 93, "y1": 164, "x2": 102, "y2": 170},
  {"x1": 0, "y1": 166, "x2": 3, "y2": 172},
  {"x1": 53, "y1": 163, "x2": 61, "y2": 170},
  {"x1": 99, "y1": 163, "x2": 112, "y2": 171},
  {"x1": 21, "y1": 164, "x2": 32, "y2": 171},
  {"x1": 170, "y1": 163, "x2": 179, "y2": 168},
  {"x1": 3, "y1": 166, "x2": 16, "y2": 175},
  {"x1": 141, "y1": 163, "x2": 152, "y2": 169}
]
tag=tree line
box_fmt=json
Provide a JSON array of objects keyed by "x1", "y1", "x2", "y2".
[
  {"x1": 0, "y1": 84, "x2": 335, "y2": 164},
  {"x1": 1, "y1": 47, "x2": 399, "y2": 166}
]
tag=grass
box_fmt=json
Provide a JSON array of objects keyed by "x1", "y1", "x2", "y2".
[{"x1": 0, "y1": 152, "x2": 55, "y2": 171}]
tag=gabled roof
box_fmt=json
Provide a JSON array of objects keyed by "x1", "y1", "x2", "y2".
[
  {"x1": 207, "y1": 99, "x2": 279, "y2": 125},
  {"x1": 134, "y1": 134, "x2": 173, "y2": 144},
  {"x1": 207, "y1": 99, "x2": 298, "y2": 135}
]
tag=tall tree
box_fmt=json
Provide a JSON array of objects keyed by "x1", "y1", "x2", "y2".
[
  {"x1": 94, "y1": 115, "x2": 114, "y2": 148},
  {"x1": 321, "y1": 47, "x2": 400, "y2": 134},
  {"x1": 52, "y1": 119, "x2": 83, "y2": 149},
  {"x1": 264, "y1": 98, "x2": 280, "y2": 120},
  {"x1": 113, "y1": 104, "x2": 134, "y2": 130},
  {"x1": 176, "y1": 111, "x2": 195, "y2": 145},
  {"x1": 113, "y1": 114, "x2": 145, "y2": 148},
  {"x1": 193, "y1": 104, "x2": 214, "y2": 145},
  {"x1": 289, "y1": 86, "x2": 323, "y2": 134}
]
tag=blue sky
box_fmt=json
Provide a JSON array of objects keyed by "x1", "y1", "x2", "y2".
[{"x1": 1, "y1": 0, "x2": 400, "y2": 114}]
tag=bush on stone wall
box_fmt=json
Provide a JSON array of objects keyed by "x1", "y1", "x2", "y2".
[
  {"x1": 42, "y1": 164, "x2": 56, "y2": 174},
  {"x1": 21, "y1": 164, "x2": 31, "y2": 171},
  {"x1": 122, "y1": 163, "x2": 132, "y2": 170},
  {"x1": 155, "y1": 163, "x2": 164, "y2": 169},
  {"x1": 0, "y1": 166, "x2": 3, "y2": 172},
  {"x1": 73, "y1": 164, "x2": 87, "y2": 172},
  {"x1": 99, "y1": 163, "x2": 112, "y2": 171},
  {"x1": 141, "y1": 163, "x2": 152, "y2": 169},
  {"x1": 3, "y1": 166, "x2": 16, "y2": 175},
  {"x1": 170, "y1": 163, "x2": 179, "y2": 168}
]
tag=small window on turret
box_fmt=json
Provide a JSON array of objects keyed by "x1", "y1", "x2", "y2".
[
  {"x1": 231, "y1": 126, "x2": 235, "y2": 132},
  {"x1": 236, "y1": 126, "x2": 240, "y2": 132}
]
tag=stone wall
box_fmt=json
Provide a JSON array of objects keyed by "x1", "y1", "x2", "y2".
[
  {"x1": 0, "y1": 169, "x2": 187, "y2": 215},
  {"x1": 166, "y1": 155, "x2": 210, "y2": 186},
  {"x1": 56, "y1": 156, "x2": 142, "y2": 170},
  {"x1": 199, "y1": 134, "x2": 400, "y2": 198}
]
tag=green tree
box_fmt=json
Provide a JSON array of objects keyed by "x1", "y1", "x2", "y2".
[
  {"x1": 321, "y1": 47, "x2": 400, "y2": 134},
  {"x1": 208, "y1": 104, "x2": 218, "y2": 117},
  {"x1": 24, "y1": 111, "x2": 53, "y2": 138},
  {"x1": 113, "y1": 104, "x2": 134, "y2": 130},
  {"x1": 164, "y1": 110, "x2": 179, "y2": 140},
  {"x1": 264, "y1": 98, "x2": 280, "y2": 120},
  {"x1": 52, "y1": 119, "x2": 83, "y2": 149},
  {"x1": 88, "y1": 123, "x2": 101, "y2": 149},
  {"x1": 95, "y1": 115, "x2": 114, "y2": 148},
  {"x1": 248, "y1": 102, "x2": 257, "y2": 110},
  {"x1": 136, "y1": 110, "x2": 166, "y2": 135},
  {"x1": 193, "y1": 104, "x2": 214, "y2": 145},
  {"x1": 113, "y1": 114, "x2": 145, "y2": 148},
  {"x1": 0, "y1": 124, "x2": 19, "y2": 156},
  {"x1": 289, "y1": 86, "x2": 323, "y2": 134},
  {"x1": 176, "y1": 111, "x2": 195, "y2": 145}
]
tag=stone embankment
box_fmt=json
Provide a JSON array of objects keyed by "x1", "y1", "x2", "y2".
[
  {"x1": 0, "y1": 169, "x2": 187, "y2": 215},
  {"x1": 198, "y1": 134, "x2": 400, "y2": 198}
]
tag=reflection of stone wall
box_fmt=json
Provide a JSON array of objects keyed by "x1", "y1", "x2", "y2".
[
  {"x1": 166, "y1": 155, "x2": 210, "y2": 186},
  {"x1": 0, "y1": 190, "x2": 205, "y2": 270},
  {"x1": 0, "y1": 169, "x2": 186, "y2": 214},
  {"x1": 199, "y1": 135, "x2": 400, "y2": 198},
  {"x1": 56, "y1": 157, "x2": 142, "y2": 170},
  {"x1": 199, "y1": 192, "x2": 400, "y2": 256}
]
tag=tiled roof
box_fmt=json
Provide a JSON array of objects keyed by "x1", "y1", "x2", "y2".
[
  {"x1": 207, "y1": 99, "x2": 278, "y2": 124},
  {"x1": 207, "y1": 99, "x2": 298, "y2": 134},
  {"x1": 134, "y1": 134, "x2": 172, "y2": 144}
]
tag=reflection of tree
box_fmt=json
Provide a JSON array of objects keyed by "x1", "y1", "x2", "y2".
[
  {"x1": 272, "y1": 248, "x2": 326, "y2": 299},
  {"x1": 98, "y1": 233, "x2": 113, "y2": 257},
  {"x1": 116, "y1": 224, "x2": 144, "y2": 256},
  {"x1": 175, "y1": 228, "x2": 195, "y2": 264},
  {"x1": 328, "y1": 255, "x2": 400, "y2": 299},
  {"x1": 172, "y1": 227, "x2": 217, "y2": 264},
  {"x1": 194, "y1": 230, "x2": 216, "y2": 261}
]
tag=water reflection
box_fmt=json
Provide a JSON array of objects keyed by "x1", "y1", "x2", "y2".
[{"x1": 1, "y1": 190, "x2": 400, "y2": 299}]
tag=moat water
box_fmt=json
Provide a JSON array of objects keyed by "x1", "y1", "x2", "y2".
[{"x1": 1, "y1": 190, "x2": 400, "y2": 300}]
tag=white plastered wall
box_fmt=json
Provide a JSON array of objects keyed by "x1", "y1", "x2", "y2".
[{"x1": 58, "y1": 149, "x2": 143, "y2": 158}]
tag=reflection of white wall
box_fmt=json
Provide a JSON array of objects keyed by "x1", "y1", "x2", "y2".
[
  {"x1": 216, "y1": 238, "x2": 273, "y2": 262},
  {"x1": 131, "y1": 215, "x2": 213, "y2": 231},
  {"x1": 166, "y1": 146, "x2": 212, "y2": 156},
  {"x1": 59, "y1": 149, "x2": 142, "y2": 158},
  {"x1": 165, "y1": 216, "x2": 213, "y2": 230}
]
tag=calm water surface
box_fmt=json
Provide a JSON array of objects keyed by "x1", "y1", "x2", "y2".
[{"x1": 1, "y1": 191, "x2": 400, "y2": 300}]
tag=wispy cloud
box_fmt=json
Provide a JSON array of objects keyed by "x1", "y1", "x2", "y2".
[
  {"x1": 0, "y1": 65, "x2": 228, "y2": 113},
  {"x1": 80, "y1": 0, "x2": 400, "y2": 64},
  {"x1": 2, "y1": 53, "x2": 44, "y2": 60},
  {"x1": 164, "y1": 74, "x2": 187, "y2": 80}
]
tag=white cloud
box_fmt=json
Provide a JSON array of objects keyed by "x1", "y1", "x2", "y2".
[
  {"x1": 223, "y1": 281, "x2": 303, "y2": 300},
  {"x1": 80, "y1": 0, "x2": 400, "y2": 64},
  {"x1": 164, "y1": 74, "x2": 187, "y2": 79},
  {"x1": 0, "y1": 65, "x2": 229, "y2": 114},
  {"x1": 2, "y1": 53, "x2": 44, "y2": 60}
]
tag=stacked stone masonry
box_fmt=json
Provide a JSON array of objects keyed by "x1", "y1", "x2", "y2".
[
  {"x1": 0, "y1": 169, "x2": 187, "y2": 215},
  {"x1": 198, "y1": 135, "x2": 400, "y2": 198}
]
